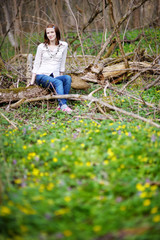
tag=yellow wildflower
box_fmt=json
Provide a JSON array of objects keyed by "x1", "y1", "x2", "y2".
[
  {"x1": 151, "y1": 185, "x2": 157, "y2": 191},
  {"x1": 48, "y1": 199, "x2": 54, "y2": 205},
  {"x1": 0, "y1": 206, "x2": 11, "y2": 216},
  {"x1": 86, "y1": 162, "x2": 91, "y2": 166},
  {"x1": 53, "y1": 157, "x2": 58, "y2": 162},
  {"x1": 112, "y1": 132, "x2": 117, "y2": 135},
  {"x1": 104, "y1": 160, "x2": 109, "y2": 165},
  {"x1": 63, "y1": 230, "x2": 72, "y2": 237},
  {"x1": 93, "y1": 225, "x2": 102, "y2": 232},
  {"x1": 136, "y1": 183, "x2": 145, "y2": 192},
  {"x1": 32, "y1": 168, "x2": 39, "y2": 176},
  {"x1": 140, "y1": 192, "x2": 147, "y2": 198},
  {"x1": 69, "y1": 174, "x2": 76, "y2": 179},
  {"x1": 120, "y1": 164, "x2": 125, "y2": 169},
  {"x1": 54, "y1": 208, "x2": 70, "y2": 216},
  {"x1": 120, "y1": 206, "x2": 126, "y2": 211},
  {"x1": 143, "y1": 199, "x2": 151, "y2": 206},
  {"x1": 14, "y1": 179, "x2": 22, "y2": 184},
  {"x1": 37, "y1": 139, "x2": 43, "y2": 144},
  {"x1": 39, "y1": 184, "x2": 45, "y2": 192},
  {"x1": 64, "y1": 196, "x2": 71, "y2": 202},
  {"x1": 107, "y1": 148, "x2": 114, "y2": 158},
  {"x1": 144, "y1": 182, "x2": 150, "y2": 188},
  {"x1": 151, "y1": 207, "x2": 158, "y2": 214},
  {"x1": 46, "y1": 183, "x2": 54, "y2": 191},
  {"x1": 153, "y1": 215, "x2": 160, "y2": 222},
  {"x1": 27, "y1": 152, "x2": 36, "y2": 160},
  {"x1": 90, "y1": 174, "x2": 96, "y2": 179}
]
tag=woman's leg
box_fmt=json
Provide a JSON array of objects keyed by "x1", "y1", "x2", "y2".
[
  {"x1": 35, "y1": 74, "x2": 71, "y2": 107},
  {"x1": 54, "y1": 75, "x2": 72, "y2": 95},
  {"x1": 52, "y1": 75, "x2": 72, "y2": 107}
]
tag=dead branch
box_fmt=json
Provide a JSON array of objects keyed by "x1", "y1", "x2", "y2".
[
  {"x1": 69, "y1": 0, "x2": 108, "y2": 45},
  {"x1": 108, "y1": 0, "x2": 129, "y2": 68},
  {"x1": 121, "y1": 71, "x2": 145, "y2": 92},
  {"x1": 65, "y1": 0, "x2": 87, "y2": 66},
  {"x1": 94, "y1": 0, "x2": 150, "y2": 65},
  {"x1": 143, "y1": 75, "x2": 160, "y2": 90},
  {"x1": 9, "y1": 93, "x2": 160, "y2": 129}
]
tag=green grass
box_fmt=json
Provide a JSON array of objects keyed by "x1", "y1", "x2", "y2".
[{"x1": 0, "y1": 94, "x2": 160, "y2": 240}]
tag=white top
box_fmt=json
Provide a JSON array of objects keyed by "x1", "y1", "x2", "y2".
[{"x1": 32, "y1": 41, "x2": 68, "y2": 77}]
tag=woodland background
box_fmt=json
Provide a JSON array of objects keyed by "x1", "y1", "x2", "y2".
[{"x1": 0, "y1": 0, "x2": 160, "y2": 51}]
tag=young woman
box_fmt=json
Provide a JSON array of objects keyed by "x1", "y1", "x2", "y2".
[{"x1": 28, "y1": 23, "x2": 72, "y2": 113}]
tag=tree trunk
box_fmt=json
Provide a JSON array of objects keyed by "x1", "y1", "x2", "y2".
[
  {"x1": 2, "y1": 2, "x2": 18, "y2": 48},
  {"x1": 0, "y1": 86, "x2": 48, "y2": 104},
  {"x1": 133, "y1": 0, "x2": 141, "y2": 28}
]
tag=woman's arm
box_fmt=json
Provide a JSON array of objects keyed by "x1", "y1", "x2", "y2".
[
  {"x1": 26, "y1": 73, "x2": 36, "y2": 87},
  {"x1": 60, "y1": 42, "x2": 68, "y2": 73},
  {"x1": 26, "y1": 44, "x2": 42, "y2": 87}
]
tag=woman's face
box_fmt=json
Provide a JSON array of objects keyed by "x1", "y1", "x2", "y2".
[{"x1": 46, "y1": 28, "x2": 56, "y2": 42}]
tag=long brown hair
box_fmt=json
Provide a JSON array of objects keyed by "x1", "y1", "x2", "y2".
[{"x1": 44, "y1": 23, "x2": 60, "y2": 45}]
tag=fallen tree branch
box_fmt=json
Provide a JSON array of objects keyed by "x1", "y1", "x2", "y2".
[{"x1": 10, "y1": 93, "x2": 160, "y2": 128}]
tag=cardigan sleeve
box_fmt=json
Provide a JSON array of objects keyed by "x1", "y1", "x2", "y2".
[
  {"x1": 32, "y1": 44, "x2": 43, "y2": 74},
  {"x1": 60, "y1": 42, "x2": 68, "y2": 73}
]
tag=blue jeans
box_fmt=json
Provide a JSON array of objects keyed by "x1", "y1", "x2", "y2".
[{"x1": 35, "y1": 74, "x2": 72, "y2": 106}]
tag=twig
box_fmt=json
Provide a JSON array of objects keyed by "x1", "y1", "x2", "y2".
[
  {"x1": 0, "y1": 111, "x2": 17, "y2": 129},
  {"x1": 104, "y1": 81, "x2": 110, "y2": 97},
  {"x1": 65, "y1": 0, "x2": 87, "y2": 67},
  {"x1": 122, "y1": 0, "x2": 134, "y2": 46},
  {"x1": 88, "y1": 87, "x2": 102, "y2": 97},
  {"x1": 96, "y1": 102, "x2": 115, "y2": 121}
]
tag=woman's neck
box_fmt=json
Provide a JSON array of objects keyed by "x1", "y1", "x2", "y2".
[{"x1": 49, "y1": 40, "x2": 56, "y2": 46}]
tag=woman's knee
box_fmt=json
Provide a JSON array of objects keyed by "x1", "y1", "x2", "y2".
[{"x1": 65, "y1": 75, "x2": 72, "y2": 84}]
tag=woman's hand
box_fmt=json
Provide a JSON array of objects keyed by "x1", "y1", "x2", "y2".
[
  {"x1": 26, "y1": 83, "x2": 34, "y2": 88},
  {"x1": 26, "y1": 74, "x2": 36, "y2": 87}
]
